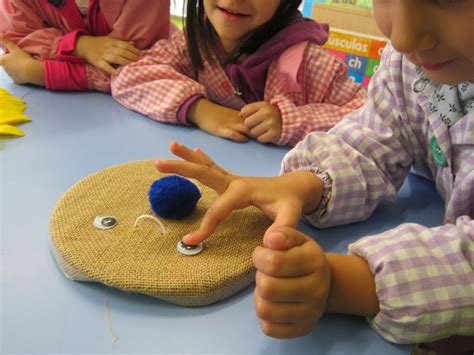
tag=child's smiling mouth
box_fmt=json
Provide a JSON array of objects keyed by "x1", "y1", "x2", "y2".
[{"x1": 217, "y1": 6, "x2": 250, "y2": 19}]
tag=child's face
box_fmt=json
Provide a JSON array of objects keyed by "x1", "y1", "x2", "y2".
[
  {"x1": 204, "y1": 0, "x2": 281, "y2": 53},
  {"x1": 373, "y1": 0, "x2": 474, "y2": 84}
]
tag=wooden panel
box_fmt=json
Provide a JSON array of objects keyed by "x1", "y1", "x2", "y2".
[{"x1": 312, "y1": 3, "x2": 385, "y2": 37}]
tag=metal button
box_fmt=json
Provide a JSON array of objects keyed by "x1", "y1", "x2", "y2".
[
  {"x1": 93, "y1": 216, "x2": 118, "y2": 230},
  {"x1": 177, "y1": 240, "x2": 203, "y2": 256}
]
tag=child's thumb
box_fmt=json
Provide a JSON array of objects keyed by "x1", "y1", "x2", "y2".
[
  {"x1": 263, "y1": 226, "x2": 309, "y2": 251},
  {"x1": 0, "y1": 36, "x2": 18, "y2": 53}
]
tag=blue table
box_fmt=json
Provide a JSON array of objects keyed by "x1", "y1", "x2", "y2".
[{"x1": 1, "y1": 69, "x2": 443, "y2": 354}]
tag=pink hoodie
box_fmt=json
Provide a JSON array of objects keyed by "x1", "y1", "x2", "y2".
[{"x1": 0, "y1": 0, "x2": 173, "y2": 91}]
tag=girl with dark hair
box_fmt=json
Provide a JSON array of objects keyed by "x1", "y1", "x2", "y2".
[
  {"x1": 0, "y1": 0, "x2": 174, "y2": 92},
  {"x1": 112, "y1": 0, "x2": 366, "y2": 146}
]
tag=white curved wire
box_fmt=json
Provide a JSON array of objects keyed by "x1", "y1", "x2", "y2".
[{"x1": 133, "y1": 214, "x2": 167, "y2": 235}]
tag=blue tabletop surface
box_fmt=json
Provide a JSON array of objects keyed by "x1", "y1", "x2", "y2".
[{"x1": 1, "y1": 69, "x2": 444, "y2": 354}]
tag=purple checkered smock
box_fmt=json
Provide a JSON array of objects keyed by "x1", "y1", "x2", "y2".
[{"x1": 282, "y1": 44, "x2": 474, "y2": 344}]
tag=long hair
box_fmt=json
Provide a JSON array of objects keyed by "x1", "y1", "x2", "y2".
[{"x1": 185, "y1": 0, "x2": 303, "y2": 70}]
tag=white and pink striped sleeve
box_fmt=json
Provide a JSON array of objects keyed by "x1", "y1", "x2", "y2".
[
  {"x1": 273, "y1": 44, "x2": 367, "y2": 147},
  {"x1": 111, "y1": 31, "x2": 207, "y2": 124}
]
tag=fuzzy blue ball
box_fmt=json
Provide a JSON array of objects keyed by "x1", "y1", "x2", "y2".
[{"x1": 149, "y1": 175, "x2": 201, "y2": 219}]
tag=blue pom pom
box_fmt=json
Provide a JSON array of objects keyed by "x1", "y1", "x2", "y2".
[{"x1": 148, "y1": 175, "x2": 201, "y2": 219}]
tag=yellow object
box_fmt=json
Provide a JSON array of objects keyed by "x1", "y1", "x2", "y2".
[
  {"x1": 0, "y1": 88, "x2": 31, "y2": 138},
  {"x1": 0, "y1": 124, "x2": 25, "y2": 137},
  {"x1": 0, "y1": 110, "x2": 31, "y2": 125},
  {"x1": 0, "y1": 97, "x2": 27, "y2": 111}
]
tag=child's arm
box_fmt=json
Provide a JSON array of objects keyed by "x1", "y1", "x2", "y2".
[
  {"x1": 77, "y1": 0, "x2": 173, "y2": 92},
  {"x1": 0, "y1": 0, "x2": 67, "y2": 60},
  {"x1": 282, "y1": 45, "x2": 474, "y2": 343},
  {"x1": 71, "y1": 0, "x2": 173, "y2": 77},
  {"x1": 348, "y1": 216, "x2": 474, "y2": 343},
  {"x1": 155, "y1": 141, "x2": 324, "y2": 244},
  {"x1": 252, "y1": 227, "x2": 378, "y2": 339},
  {"x1": 0, "y1": 37, "x2": 44, "y2": 86},
  {"x1": 264, "y1": 44, "x2": 367, "y2": 147},
  {"x1": 111, "y1": 31, "x2": 205, "y2": 123},
  {"x1": 112, "y1": 31, "x2": 249, "y2": 141},
  {"x1": 1, "y1": 0, "x2": 170, "y2": 92},
  {"x1": 154, "y1": 142, "x2": 380, "y2": 339},
  {"x1": 1, "y1": 0, "x2": 97, "y2": 90},
  {"x1": 72, "y1": 35, "x2": 140, "y2": 76}
]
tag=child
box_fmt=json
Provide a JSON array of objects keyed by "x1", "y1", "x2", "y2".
[
  {"x1": 112, "y1": 0, "x2": 366, "y2": 146},
  {"x1": 154, "y1": 0, "x2": 474, "y2": 352},
  {"x1": 0, "y1": 0, "x2": 173, "y2": 91}
]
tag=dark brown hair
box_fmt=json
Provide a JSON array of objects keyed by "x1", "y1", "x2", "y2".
[
  {"x1": 184, "y1": 0, "x2": 303, "y2": 69},
  {"x1": 48, "y1": 0, "x2": 64, "y2": 7}
]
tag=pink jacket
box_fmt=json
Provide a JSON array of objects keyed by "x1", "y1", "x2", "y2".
[
  {"x1": 0, "y1": 0, "x2": 172, "y2": 91},
  {"x1": 112, "y1": 30, "x2": 367, "y2": 146}
]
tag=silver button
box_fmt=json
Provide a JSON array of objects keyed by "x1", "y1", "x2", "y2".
[
  {"x1": 93, "y1": 216, "x2": 118, "y2": 230},
  {"x1": 177, "y1": 240, "x2": 203, "y2": 256}
]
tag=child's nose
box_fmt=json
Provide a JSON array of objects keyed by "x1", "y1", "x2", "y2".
[{"x1": 390, "y1": 3, "x2": 437, "y2": 55}]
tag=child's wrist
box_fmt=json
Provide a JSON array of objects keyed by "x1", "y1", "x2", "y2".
[
  {"x1": 26, "y1": 59, "x2": 45, "y2": 86},
  {"x1": 324, "y1": 253, "x2": 379, "y2": 316},
  {"x1": 186, "y1": 98, "x2": 205, "y2": 125},
  {"x1": 72, "y1": 35, "x2": 88, "y2": 59},
  {"x1": 297, "y1": 171, "x2": 324, "y2": 214}
]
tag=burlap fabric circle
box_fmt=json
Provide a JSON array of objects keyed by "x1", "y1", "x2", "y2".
[{"x1": 50, "y1": 160, "x2": 272, "y2": 306}]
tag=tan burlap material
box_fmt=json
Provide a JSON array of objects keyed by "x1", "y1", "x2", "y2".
[{"x1": 50, "y1": 160, "x2": 272, "y2": 306}]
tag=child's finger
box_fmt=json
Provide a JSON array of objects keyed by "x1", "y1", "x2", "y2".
[
  {"x1": 253, "y1": 245, "x2": 322, "y2": 279},
  {"x1": 255, "y1": 271, "x2": 322, "y2": 303},
  {"x1": 223, "y1": 128, "x2": 249, "y2": 142},
  {"x1": 263, "y1": 227, "x2": 308, "y2": 250},
  {"x1": 232, "y1": 121, "x2": 251, "y2": 135},
  {"x1": 111, "y1": 48, "x2": 140, "y2": 62},
  {"x1": 219, "y1": 126, "x2": 249, "y2": 142},
  {"x1": 254, "y1": 293, "x2": 316, "y2": 323},
  {"x1": 244, "y1": 113, "x2": 264, "y2": 129},
  {"x1": 182, "y1": 189, "x2": 251, "y2": 244},
  {"x1": 0, "y1": 37, "x2": 19, "y2": 53},
  {"x1": 193, "y1": 147, "x2": 229, "y2": 174},
  {"x1": 115, "y1": 40, "x2": 141, "y2": 55},
  {"x1": 258, "y1": 319, "x2": 313, "y2": 339},
  {"x1": 256, "y1": 130, "x2": 277, "y2": 144},
  {"x1": 240, "y1": 102, "x2": 262, "y2": 118},
  {"x1": 249, "y1": 121, "x2": 268, "y2": 138},
  {"x1": 169, "y1": 140, "x2": 216, "y2": 167},
  {"x1": 103, "y1": 53, "x2": 134, "y2": 67},
  {"x1": 266, "y1": 205, "x2": 302, "y2": 239},
  {"x1": 98, "y1": 60, "x2": 117, "y2": 75},
  {"x1": 155, "y1": 159, "x2": 230, "y2": 194}
]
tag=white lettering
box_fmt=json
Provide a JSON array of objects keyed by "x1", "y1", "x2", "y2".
[
  {"x1": 348, "y1": 57, "x2": 362, "y2": 70},
  {"x1": 328, "y1": 37, "x2": 369, "y2": 53}
]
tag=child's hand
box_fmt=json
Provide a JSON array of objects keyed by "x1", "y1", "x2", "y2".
[
  {"x1": 253, "y1": 227, "x2": 331, "y2": 338},
  {"x1": 187, "y1": 98, "x2": 250, "y2": 142},
  {"x1": 240, "y1": 101, "x2": 282, "y2": 144},
  {"x1": 0, "y1": 37, "x2": 44, "y2": 86},
  {"x1": 73, "y1": 35, "x2": 141, "y2": 75},
  {"x1": 155, "y1": 141, "x2": 323, "y2": 245}
]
